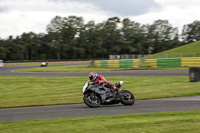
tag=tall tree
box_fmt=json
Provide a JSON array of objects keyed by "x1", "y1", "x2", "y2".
[
  {"x1": 0, "y1": 16, "x2": 197, "y2": 61},
  {"x1": 47, "y1": 16, "x2": 84, "y2": 59},
  {"x1": 145, "y1": 20, "x2": 180, "y2": 54},
  {"x1": 3, "y1": 36, "x2": 25, "y2": 60},
  {"x1": 47, "y1": 16, "x2": 64, "y2": 60},
  {"x1": 101, "y1": 17, "x2": 122, "y2": 57},
  {"x1": 0, "y1": 38, "x2": 6, "y2": 59},
  {"x1": 121, "y1": 18, "x2": 145, "y2": 54},
  {"x1": 182, "y1": 20, "x2": 200, "y2": 44},
  {"x1": 20, "y1": 32, "x2": 41, "y2": 60}
]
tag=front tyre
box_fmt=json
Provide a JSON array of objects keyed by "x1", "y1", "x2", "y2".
[
  {"x1": 83, "y1": 92, "x2": 101, "y2": 108},
  {"x1": 120, "y1": 90, "x2": 135, "y2": 105}
]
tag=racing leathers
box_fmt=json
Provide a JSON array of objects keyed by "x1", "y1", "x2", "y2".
[{"x1": 93, "y1": 75, "x2": 120, "y2": 93}]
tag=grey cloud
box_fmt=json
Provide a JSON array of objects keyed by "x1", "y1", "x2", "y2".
[
  {"x1": 50, "y1": 0, "x2": 160, "y2": 16},
  {"x1": 0, "y1": 6, "x2": 8, "y2": 13}
]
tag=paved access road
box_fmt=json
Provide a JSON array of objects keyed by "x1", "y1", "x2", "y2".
[
  {"x1": 0, "y1": 65, "x2": 189, "y2": 77},
  {"x1": 0, "y1": 96, "x2": 199, "y2": 122}
]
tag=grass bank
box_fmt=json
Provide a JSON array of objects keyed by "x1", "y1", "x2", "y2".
[
  {"x1": 145, "y1": 41, "x2": 200, "y2": 59},
  {"x1": 0, "y1": 76, "x2": 199, "y2": 108},
  {"x1": 0, "y1": 110, "x2": 200, "y2": 133}
]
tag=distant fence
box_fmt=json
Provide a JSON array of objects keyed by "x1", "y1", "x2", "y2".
[
  {"x1": 109, "y1": 54, "x2": 148, "y2": 60},
  {"x1": 110, "y1": 52, "x2": 200, "y2": 60},
  {"x1": 145, "y1": 52, "x2": 200, "y2": 59}
]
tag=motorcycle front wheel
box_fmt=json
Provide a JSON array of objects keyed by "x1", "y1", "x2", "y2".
[
  {"x1": 120, "y1": 90, "x2": 135, "y2": 105},
  {"x1": 83, "y1": 92, "x2": 101, "y2": 108}
]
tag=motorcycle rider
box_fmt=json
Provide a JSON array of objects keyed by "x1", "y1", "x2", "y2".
[{"x1": 89, "y1": 72, "x2": 120, "y2": 93}]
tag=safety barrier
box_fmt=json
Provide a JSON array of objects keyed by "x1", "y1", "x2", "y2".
[
  {"x1": 133, "y1": 59, "x2": 140, "y2": 68},
  {"x1": 100, "y1": 60, "x2": 108, "y2": 68},
  {"x1": 157, "y1": 58, "x2": 181, "y2": 67},
  {"x1": 94, "y1": 57, "x2": 200, "y2": 68},
  {"x1": 94, "y1": 60, "x2": 100, "y2": 67},
  {"x1": 145, "y1": 59, "x2": 157, "y2": 67},
  {"x1": 181, "y1": 57, "x2": 200, "y2": 67},
  {"x1": 94, "y1": 59, "x2": 140, "y2": 68},
  {"x1": 145, "y1": 57, "x2": 200, "y2": 67},
  {"x1": 108, "y1": 60, "x2": 119, "y2": 68}
]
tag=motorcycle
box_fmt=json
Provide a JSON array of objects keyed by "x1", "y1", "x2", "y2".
[
  {"x1": 40, "y1": 61, "x2": 48, "y2": 67},
  {"x1": 82, "y1": 80, "x2": 135, "y2": 108}
]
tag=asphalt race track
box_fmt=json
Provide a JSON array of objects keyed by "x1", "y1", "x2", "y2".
[
  {"x1": 0, "y1": 65, "x2": 198, "y2": 122},
  {"x1": 0, "y1": 96, "x2": 200, "y2": 122},
  {"x1": 0, "y1": 65, "x2": 189, "y2": 77}
]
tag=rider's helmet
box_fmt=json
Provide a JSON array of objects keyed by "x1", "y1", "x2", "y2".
[{"x1": 89, "y1": 72, "x2": 98, "y2": 82}]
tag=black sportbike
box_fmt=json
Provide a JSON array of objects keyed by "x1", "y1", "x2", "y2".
[{"x1": 83, "y1": 80, "x2": 135, "y2": 108}]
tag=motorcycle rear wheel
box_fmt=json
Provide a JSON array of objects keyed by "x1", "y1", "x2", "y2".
[
  {"x1": 120, "y1": 90, "x2": 135, "y2": 105},
  {"x1": 83, "y1": 92, "x2": 101, "y2": 108}
]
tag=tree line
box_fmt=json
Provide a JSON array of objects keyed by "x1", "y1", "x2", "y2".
[{"x1": 0, "y1": 16, "x2": 200, "y2": 61}]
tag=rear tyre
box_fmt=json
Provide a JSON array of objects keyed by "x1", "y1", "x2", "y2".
[
  {"x1": 120, "y1": 90, "x2": 135, "y2": 105},
  {"x1": 83, "y1": 92, "x2": 101, "y2": 108}
]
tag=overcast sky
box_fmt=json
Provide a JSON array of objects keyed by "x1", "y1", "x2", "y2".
[{"x1": 0, "y1": 0, "x2": 199, "y2": 39}]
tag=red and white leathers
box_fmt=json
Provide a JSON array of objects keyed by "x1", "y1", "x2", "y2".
[{"x1": 93, "y1": 75, "x2": 120, "y2": 93}]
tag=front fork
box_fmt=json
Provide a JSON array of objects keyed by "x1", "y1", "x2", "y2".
[
  {"x1": 90, "y1": 91, "x2": 97, "y2": 100},
  {"x1": 88, "y1": 92, "x2": 99, "y2": 104}
]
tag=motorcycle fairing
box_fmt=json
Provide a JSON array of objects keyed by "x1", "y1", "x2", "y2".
[{"x1": 84, "y1": 84, "x2": 111, "y2": 103}]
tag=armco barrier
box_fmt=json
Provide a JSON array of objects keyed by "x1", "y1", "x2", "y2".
[
  {"x1": 182, "y1": 57, "x2": 200, "y2": 67},
  {"x1": 100, "y1": 60, "x2": 108, "y2": 68},
  {"x1": 157, "y1": 58, "x2": 181, "y2": 67},
  {"x1": 108, "y1": 60, "x2": 119, "y2": 68},
  {"x1": 95, "y1": 57, "x2": 200, "y2": 68},
  {"x1": 145, "y1": 57, "x2": 200, "y2": 68},
  {"x1": 145, "y1": 59, "x2": 157, "y2": 67},
  {"x1": 133, "y1": 59, "x2": 140, "y2": 68},
  {"x1": 94, "y1": 60, "x2": 100, "y2": 67},
  {"x1": 94, "y1": 59, "x2": 140, "y2": 68},
  {"x1": 120, "y1": 60, "x2": 133, "y2": 68}
]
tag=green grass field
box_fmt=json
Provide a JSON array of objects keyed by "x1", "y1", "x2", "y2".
[
  {"x1": 0, "y1": 110, "x2": 200, "y2": 133},
  {"x1": 0, "y1": 76, "x2": 199, "y2": 108}
]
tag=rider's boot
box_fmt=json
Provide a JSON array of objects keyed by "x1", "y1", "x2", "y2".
[{"x1": 113, "y1": 86, "x2": 120, "y2": 97}]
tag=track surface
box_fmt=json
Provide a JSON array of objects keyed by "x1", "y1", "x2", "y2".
[
  {"x1": 0, "y1": 96, "x2": 200, "y2": 122},
  {"x1": 0, "y1": 65, "x2": 189, "y2": 77},
  {"x1": 0, "y1": 65, "x2": 197, "y2": 122}
]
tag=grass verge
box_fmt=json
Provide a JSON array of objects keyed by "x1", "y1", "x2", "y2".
[
  {"x1": 14, "y1": 65, "x2": 135, "y2": 72},
  {"x1": 0, "y1": 76, "x2": 199, "y2": 108},
  {"x1": 5, "y1": 61, "x2": 89, "y2": 67},
  {"x1": 0, "y1": 110, "x2": 200, "y2": 133},
  {"x1": 14, "y1": 65, "x2": 189, "y2": 72}
]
